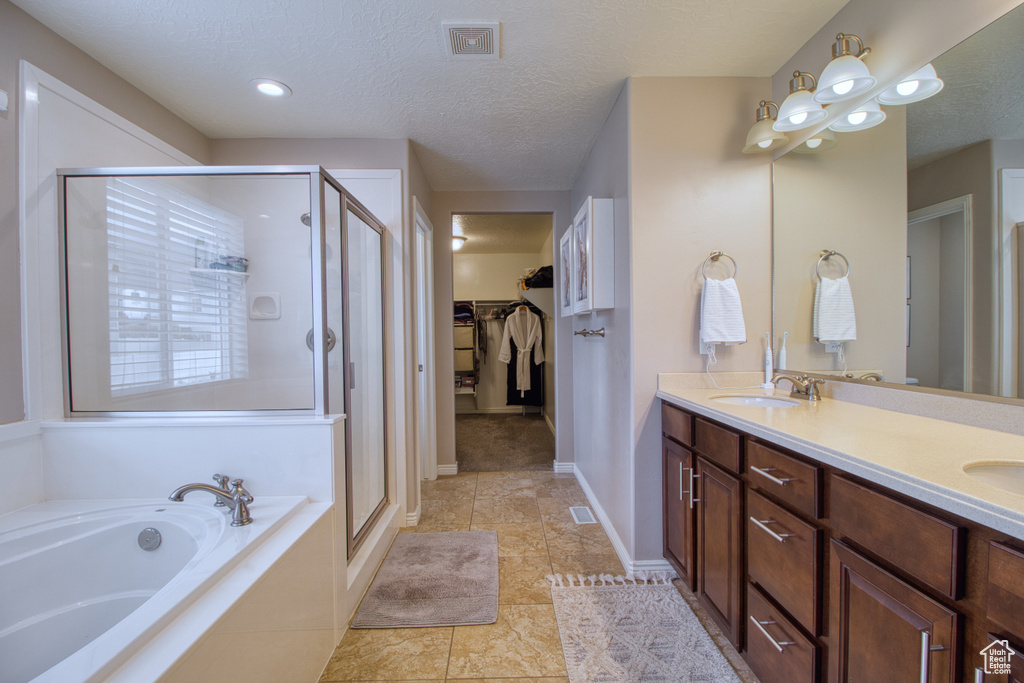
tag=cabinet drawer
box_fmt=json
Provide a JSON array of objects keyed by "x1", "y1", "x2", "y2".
[
  {"x1": 746, "y1": 583, "x2": 818, "y2": 683},
  {"x1": 661, "y1": 402, "x2": 693, "y2": 446},
  {"x1": 988, "y1": 542, "x2": 1024, "y2": 640},
  {"x1": 830, "y1": 475, "x2": 964, "y2": 599},
  {"x1": 694, "y1": 417, "x2": 742, "y2": 473},
  {"x1": 747, "y1": 489, "x2": 821, "y2": 635},
  {"x1": 747, "y1": 440, "x2": 822, "y2": 519}
]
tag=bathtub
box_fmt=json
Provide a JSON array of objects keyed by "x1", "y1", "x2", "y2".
[{"x1": 0, "y1": 496, "x2": 312, "y2": 683}]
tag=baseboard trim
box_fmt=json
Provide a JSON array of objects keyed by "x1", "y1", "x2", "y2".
[
  {"x1": 571, "y1": 465, "x2": 677, "y2": 578},
  {"x1": 437, "y1": 463, "x2": 459, "y2": 476},
  {"x1": 553, "y1": 461, "x2": 575, "y2": 474},
  {"x1": 405, "y1": 505, "x2": 421, "y2": 526},
  {"x1": 544, "y1": 412, "x2": 555, "y2": 436}
]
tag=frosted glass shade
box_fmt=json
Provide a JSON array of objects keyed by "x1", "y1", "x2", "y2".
[
  {"x1": 876, "y1": 64, "x2": 945, "y2": 105},
  {"x1": 793, "y1": 128, "x2": 838, "y2": 154},
  {"x1": 830, "y1": 100, "x2": 886, "y2": 132},
  {"x1": 814, "y1": 55, "x2": 877, "y2": 104},
  {"x1": 743, "y1": 118, "x2": 788, "y2": 153},
  {"x1": 774, "y1": 90, "x2": 828, "y2": 132}
]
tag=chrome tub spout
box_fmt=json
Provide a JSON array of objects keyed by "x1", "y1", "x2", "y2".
[{"x1": 169, "y1": 477, "x2": 254, "y2": 527}]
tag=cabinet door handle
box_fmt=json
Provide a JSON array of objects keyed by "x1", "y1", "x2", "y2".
[
  {"x1": 975, "y1": 667, "x2": 985, "y2": 683},
  {"x1": 750, "y1": 517, "x2": 795, "y2": 543},
  {"x1": 685, "y1": 468, "x2": 701, "y2": 509},
  {"x1": 679, "y1": 462, "x2": 683, "y2": 502},
  {"x1": 749, "y1": 616, "x2": 795, "y2": 653},
  {"x1": 750, "y1": 465, "x2": 796, "y2": 486},
  {"x1": 919, "y1": 630, "x2": 947, "y2": 683}
]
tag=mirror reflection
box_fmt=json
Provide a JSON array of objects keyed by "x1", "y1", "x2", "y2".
[{"x1": 773, "y1": 4, "x2": 1024, "y2": 400}]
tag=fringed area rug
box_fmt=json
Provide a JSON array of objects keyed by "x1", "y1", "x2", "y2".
[
  {"x1": 352, "y1": 531, "x2": 498, "y2": 628},
  {"x1": 548, "y1": 573, "x2": 741, "y2": 683}
]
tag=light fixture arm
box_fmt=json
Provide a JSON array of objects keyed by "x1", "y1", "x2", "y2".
[
  {"x1": 832, "y1": 33, "x2": 871, "y2": 61},
  {"x1": 789, "y1": 71, "x2": 817, "y2": 93},
  {"x1": 755, "y1": 100, "x2": 780, "y2": 122}
]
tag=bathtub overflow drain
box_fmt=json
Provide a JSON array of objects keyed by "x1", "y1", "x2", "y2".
[{"x1": 138, "y1": 527, "x2": 162, "y2": 551}]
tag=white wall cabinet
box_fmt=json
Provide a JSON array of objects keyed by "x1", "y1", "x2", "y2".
[{"x1": 565, "y1": 196, "x2": 614, "y2": 315}]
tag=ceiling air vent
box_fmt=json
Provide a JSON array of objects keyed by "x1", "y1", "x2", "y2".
[{"x1": 442, "y1": 22, "x2": 500, "y2": 59}]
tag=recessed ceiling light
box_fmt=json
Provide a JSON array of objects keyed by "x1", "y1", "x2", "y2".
[{"x1": 250, "y1": 79, "x2": 292, "y2": 97}]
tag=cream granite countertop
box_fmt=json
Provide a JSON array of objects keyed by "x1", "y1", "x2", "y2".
[{"x1": 657, "y1": 373, "x2": 1024, "y2": 541}]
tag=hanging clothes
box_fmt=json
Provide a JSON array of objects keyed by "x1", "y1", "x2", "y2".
[
  {"x1": 498, "y1": 306, "x2": 544, "y2": 400},
  {"x1": 504, "y1": 336, "x2": 543, "y2": 406}
]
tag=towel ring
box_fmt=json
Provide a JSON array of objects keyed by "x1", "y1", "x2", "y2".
[
  {"x1": 816, "y1": 250, "x2": 850, "y2": 280},
  {"x1": 702, "y1": 251, "x2": 738, "y2": 281}
]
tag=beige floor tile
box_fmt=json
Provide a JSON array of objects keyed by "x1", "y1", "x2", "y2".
[
  {"x1": 475, "y1": 471, "x2": 529, "y2": 481},
  {"x1": 319, "y1": 627, "x2": 453, "y2": 681},
  {"x1": 470, "y1": 496, "x2": 541, "y2": 525},
  {"x1": 451, "y1": 679, "x2": 569, "y2": 683},
  {"x1": 470, "y1": 522, "x2": 547, "y2": 556},
  {"x1": 498, "y1": 555, "x2": 554, "y2": 604},
  {"x1": 421, "y1": 474, "x2": 478, "y2": 498},
  {"x1": 419, "y1": 496, "x2": 474, "y2": 525},
  {"x1": 535, "y1": 498, "x2": 580, "y2": 524},
  {"x1": 447, "y1": 605, "x2": 567, "y2": 679},
  {"x1": 474, "y1": 476, "x2": 536, "y2": 499},
  {"x1": 542, "y1": 521, "x2": 618, "y2": 557},
  {"x1": 548, "y1": 552, "x2": 626, "y2": 577},
  {"x1": 532, "y1": 479, "x2": 587, "y2": 500}
]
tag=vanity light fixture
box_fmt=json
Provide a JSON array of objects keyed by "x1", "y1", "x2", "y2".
[
  {"x1": 452, "y1": 235, "x2": 468, "y2": 251},
  {"x1": 876, "y1": 63, "x2": 944, "y2": 105},
  {"x1": 829, "y1": 99, "x2": 886, "y2": 132},
  {"x1": 250, "y1": 78, "x2": 292, "y2": 97},
  {"x1": 774, "y1": 72, "x2": 829, "y2": 132},
  {"x1": 793, "y1": 128, "x2": 838, "y2": 154},
  {"x1": 742, "y1": 100, "x2": 789, "y2": 153},
  {"x1": 813, "y1": 33, "x2": 877, "y2": 104}
]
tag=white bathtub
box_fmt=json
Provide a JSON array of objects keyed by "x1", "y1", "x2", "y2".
[{"x1": 0, "y1": 496, "x2": 310, "y2": 683}]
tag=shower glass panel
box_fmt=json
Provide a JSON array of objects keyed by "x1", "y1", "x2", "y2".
[{"x1": 345, "y1": 206, "x2": 387, "y2": 550}]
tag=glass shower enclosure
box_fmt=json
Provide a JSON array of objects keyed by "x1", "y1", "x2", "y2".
[{"x1": 58, "y1": 165, "x2": 387, "y2": 553}]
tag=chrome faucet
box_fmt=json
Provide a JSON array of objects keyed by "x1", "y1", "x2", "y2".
[
  {"x1": 169, "y1": 476, "x2": 254, "y2": 526},
  {"x1": 771, "y1": 373, "x2": 825, "y2": 401},
  {"x1": 857, "y1": 372, "x2": 884, "y2": 382}
]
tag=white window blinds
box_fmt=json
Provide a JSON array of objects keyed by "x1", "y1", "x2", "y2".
[{"x1": 106, "y1": 177, "x2": 249, "y2": 396}]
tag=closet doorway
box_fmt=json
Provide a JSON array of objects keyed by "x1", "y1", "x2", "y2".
[{"x1": 451, "y1": 213, "x2": 556, "y2": 472}]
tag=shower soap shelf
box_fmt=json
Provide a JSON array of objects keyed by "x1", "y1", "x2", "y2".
[{"x1": 189, "y1": 268, "x2": 250, "y2": 287}]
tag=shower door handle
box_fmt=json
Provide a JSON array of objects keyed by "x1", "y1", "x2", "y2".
[{"x1": 305, "y1": 327, "x2": 337, "y2": 352}]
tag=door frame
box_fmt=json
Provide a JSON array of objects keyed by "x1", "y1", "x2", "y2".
[
  {"x1": 414, "y1": 198, "x2": 438, "y2": 482},
  {"x1": 907, "y1": 194, "x2": 973, "y2": 392}
]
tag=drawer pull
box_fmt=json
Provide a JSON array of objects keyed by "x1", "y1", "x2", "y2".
[
  {"x1": 975, "y1": 667, "x2": 985, "y2": 683},
  {"x1": 750, "y1": 516, "x2": 795, "y2": 543},
  {"x1": 750, "y1": 465, "x2": 796, "y2": 486},
  {"x1": 749, "y1": 616, "x2": 795, "y2": 653},
  {"x1": 679, "y1": 462, "x2": 683, "y2": 501},
  {"x1": 919, "y1": 630, "x2": 947, "y2": 683}
]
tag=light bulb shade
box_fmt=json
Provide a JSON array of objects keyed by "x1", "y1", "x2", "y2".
[
  {"x1": 829, "y1": 99, "x2": 886, "y2": 132},
  {"x1": 774, "y1": 90, "x2": 828, "y2": 131},
  {"x1": 792, "y1": 128, "x2": 838, "y2": 154},
  {"x1": 452, "y1": 235, "x2": 468, "y2": 251},
  {"x1": 814, "y1": 56, "x2": 877, "y2": 103},
  {"x1": 876, "y1": 63, "x2": 944, "y2": 105},
  {"x1": 743, "y1": 118, "x2": 788, "y2": 153}
]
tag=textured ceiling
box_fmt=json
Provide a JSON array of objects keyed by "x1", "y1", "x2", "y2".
[
  {"x1": 11, "y1": 0, "x2": 848, "y2": 191},
  {"x1": 453, "y1": 213, "x2": 553, "y2": 254},
  {"x1": 907, "y1": 3, "x2": 1024, "y2": 169}
]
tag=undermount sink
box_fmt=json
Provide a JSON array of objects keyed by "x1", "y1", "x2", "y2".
[
  {"x1": 710, "y1": 394, "x2": 801, "y2": 408},
  {"x1": 962, "y1": 461, "x2": 1024, "y2": 496}
]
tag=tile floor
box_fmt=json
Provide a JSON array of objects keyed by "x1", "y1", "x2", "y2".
[{"x1": 318, "y1": 471, "x2": 757, "y2": 683}]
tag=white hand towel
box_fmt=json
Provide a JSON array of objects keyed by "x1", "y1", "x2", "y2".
[
  {"x1": 700, "y1": 278, "x2": 746, "y2": 345},
  {"x1": 814, "y1": 275, "x2": 857, "y2": 341}
]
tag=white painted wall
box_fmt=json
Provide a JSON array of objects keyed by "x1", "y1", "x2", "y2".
[{"x1": 453, "y1": 253, "x2": 539, "y2": 301}]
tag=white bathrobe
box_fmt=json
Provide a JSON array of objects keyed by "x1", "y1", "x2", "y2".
[{"x1": 498, "y1": 308, "x2": 544, "y2": 396}]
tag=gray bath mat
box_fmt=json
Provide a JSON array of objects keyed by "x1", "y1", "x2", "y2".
[{"x1": 352, "y1": 530, "x2": 498, "y2": 628}]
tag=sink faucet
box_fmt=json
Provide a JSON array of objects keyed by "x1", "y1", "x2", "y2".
[
  {"x1": 169, "y1": 476, "x2": 254, "y2": 526},
  {"x1": 771, "y1": 373, "x2": 825, "y2": 401}
]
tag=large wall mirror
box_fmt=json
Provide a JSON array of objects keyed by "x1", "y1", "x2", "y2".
[{"x1": 773, "y1": 3, "x2": 1024, "y2": 402}]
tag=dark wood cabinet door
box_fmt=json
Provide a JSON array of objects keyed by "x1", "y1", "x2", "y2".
[
  {"x1": 830, "y1": 540, "x2": 960, "y2": 683},
  {"x1": 664, "y1": 438, "x2": 696, "y2": 590},
  {"x1": 697, "y1": 456, "x2": 744, "y2": 648}
]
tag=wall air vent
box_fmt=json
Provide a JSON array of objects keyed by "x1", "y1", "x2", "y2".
[
  {"x1": 442, "y1": 22, "x2": 500, "y2": 59},
  {"x1": 570, "y1": 506, "x2": 597, "y2": 525}
]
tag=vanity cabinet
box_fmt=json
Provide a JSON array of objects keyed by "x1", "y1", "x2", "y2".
[
  {"x1": 660, "y1": 398, "x2": 1024, "y2": 683},
  {"x1": 696, "y1": 456, "x2": 745, "y2": 648}
]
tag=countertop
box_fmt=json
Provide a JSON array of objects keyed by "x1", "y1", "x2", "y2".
[{"x1": 656, "y1": 374, "x2": 1024, "y2": 541}]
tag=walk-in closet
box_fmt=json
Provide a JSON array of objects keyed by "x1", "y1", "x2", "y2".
[{"x1": 451, "y1": 214, "x2": 556, "y2": 471}]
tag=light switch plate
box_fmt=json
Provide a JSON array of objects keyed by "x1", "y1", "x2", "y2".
[
  {"x1": 0, "y1": 90, "x2": 8, "y2": 112},
  {"x1": 825, "y1": 341, "x2": 843, "y2": 353}
]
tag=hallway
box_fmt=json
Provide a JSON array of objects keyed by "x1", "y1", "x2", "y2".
[
  {"x1": 455, "y1": 415, "x2": 555, "y2": 472},
  {"x1": 319, "y1": 472, "x2": 756, "y2": 682}
]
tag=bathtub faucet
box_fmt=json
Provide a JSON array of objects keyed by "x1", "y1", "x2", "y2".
[{"x1": 169, "y1": 477, "x2": 254, "y2": 527}]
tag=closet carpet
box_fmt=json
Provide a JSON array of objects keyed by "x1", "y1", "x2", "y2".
[{"x1": 456, "y1": 414, "x2": 555, "y2": 472}]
